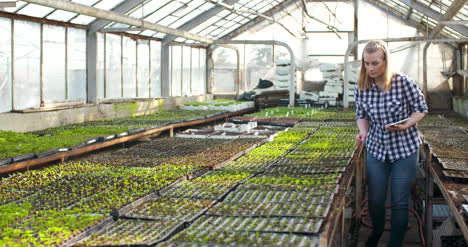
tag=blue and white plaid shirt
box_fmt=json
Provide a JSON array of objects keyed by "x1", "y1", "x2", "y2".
[{"x1": 355, "y1": 73, "x2": 428, "y2": 162}]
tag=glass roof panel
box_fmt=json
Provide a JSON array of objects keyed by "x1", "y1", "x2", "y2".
[
  {"x1": 168, "y1": 9, "x2": 204, "y2": 29},
  {"x1": 144, "y1": 2, "x2": 184, "y2": 23},
  {"x1": 2, "y1": 1, "x2": 27, "y2": 12},
  {"x1": 72, "y1": 0, "x2": 101, "y2": 5},
  {"x1": 153, "y1": 33, "x2": 166, "y2": 38},
  {"x1": 93, "y1": 0, "x2": 122, "y2": 11},
  {"x1": 128, "y1": 0, "x2": 172, "y2": 18},
  {"x1": 157, "y1": 16, "x2": 179, "y2": 26},
  {"x1": 70, "y1": 15, "x2": 96, "y2": 25},
  {"x1": 109, "y1": 23, "x2": 131, "y2": 29},
  {"x1": 188, "y1": 0, "x2": 206, "y2": 7},
  {"x1": 140, "y1": 30, "x2": 157, "y2": 36},
  {"x1": 46, "y1": 10, "x2": 77, "y2": 22},
  {"x1": 17, "y1": 4, "x2": 54, "y2": 18},
  {"x1": 196, "y1": 1, "x2": 215, "y2": 10}
]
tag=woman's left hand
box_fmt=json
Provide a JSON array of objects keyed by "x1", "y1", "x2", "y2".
[{"x1": 385, "y1": 123, "x2": 409, "y2": 132}]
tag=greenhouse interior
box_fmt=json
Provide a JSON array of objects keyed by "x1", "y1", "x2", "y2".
[{"x1": 0, "y1": 0, "x2": 467, "y2": 246}]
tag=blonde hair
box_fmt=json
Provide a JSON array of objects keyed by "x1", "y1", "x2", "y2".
[{"x1": 358, "y1": 40, "x2": 393, "y2": 91}]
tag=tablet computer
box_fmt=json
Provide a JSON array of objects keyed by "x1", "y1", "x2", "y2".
[{"x1": 389, "y1": 118, "x2": 410, "y2": 126}]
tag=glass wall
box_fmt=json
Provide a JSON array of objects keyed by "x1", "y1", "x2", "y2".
[
  {"x1": 245, "y1": 44, "x2": 274, "y2": 91},
  {"x1": 169, "y1": 46, "x2": 207, "y2": 96},
  {"x1": 67, "y1": 28, "x2": 87, "y2": 101},
  {"x1": 14, "y1": 19, "x2": 41, "y2": 110},
  {"x1": 182, "y1": 46, "x2": 192, "y2": 96},
  {"x1": 105, "y1": 33, "x2": 122, "y2": 98},
  {"x1": 43, "y1": 24, "x2": 66, "y2": 102},
  {"x1": 0, "y1": 18, "x2": 12, "y2": 113},
  {"x1": 0, "y1": 16, "x2": 205, "y2": 113},
  {"x1": 150, "y1": 41, "x2": 161, "y2": 97},
  {"x1": 97, "y1": 32, "x2": 105, "y2": 100},
  {"x1": 199, "y1": 49, "x2": 207, "y2": 95},
  {"x1": 122, "y1": 36, "x2": 136, "y2": 98},
  {"x1": 171, "y1": 46, "x2": 182, "y2": 96},
  {"x1": 214, "y1": 47, "x2": 237, "y2": 94},
  {"x1": 191, "y1": 48, "x2": 200, "y2": 95},
  {"x1": 137, "y1": 40, "x2": 150, "y2": 98}
]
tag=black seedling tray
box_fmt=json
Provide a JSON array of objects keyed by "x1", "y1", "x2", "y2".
[
  {"x1": 222, "y1": 190, "x2": 334, "y2": 205},
  {"x1": 437, "y1": 157, "x2": 468, "y2": 172},
  {"x1": 207, "y1": 202, "x2": 331, "y2": 218},
  {"x1": 164, "y1": 230, "x2": 320, "y2": 246},
  {"x1": 0, "y1": 158, "x2": 12, "y2": 166},
  {"x1": 268, "y1": 165, "x2": 346, "y2": 174},
  {"x1": 72, "y1": 219, "x2": 184, "y2": 246},
  {"x1": 128, "y1": 127, "x2": 148, "y2": 135},
  {"x1": 238, "y1": 183, "x2": 339, "y2": 194},
  {"x1": 35, "y1": 147, "x2": 69, "y2": 159},
  {"x1": 12, "y1": 153, "x2": 37, "y2": 163},
  {"x1": 189, "y1": 216, "x2": 324, "y2": 235},
  {"x1": 61, "y1": 216, "x2": 115, "y2": 247}
]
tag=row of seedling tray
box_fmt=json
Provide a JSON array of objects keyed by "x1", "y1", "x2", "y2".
[
  {"x1": 158, "y1": 123, "x2": 356, "y2": 246},
  {"x1": 66, "y1": 127, "x2": 313, "y2": 246},
  {"x1": 0, "y1": 111, "x2": 232, "y2": 167},
  {"x1": 1, "y1": 137, "x2": 263, "y2": 246}
]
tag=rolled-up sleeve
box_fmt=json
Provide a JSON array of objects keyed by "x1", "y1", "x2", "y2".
[
  {"x1": 355, "y1": 86, "x2": 369, "y2": 120},
  {"x1": 404, "y1": 78, "x2": 428, "y2": 114}
]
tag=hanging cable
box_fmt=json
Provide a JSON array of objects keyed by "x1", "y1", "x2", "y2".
[{"x1": 299, "y1": 0, "x2": 342, "y2": 39}]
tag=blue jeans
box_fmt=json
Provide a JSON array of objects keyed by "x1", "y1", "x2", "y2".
[{"x1": 365, "y1": 150, "x2": 418, "y2": 247}]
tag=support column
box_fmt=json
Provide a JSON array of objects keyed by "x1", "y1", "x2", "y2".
[
  {"x1": 161, "y1": 44, "x2": 171, "y2": 97},
  {"x1": 207, "y1": 47, "x2": 215, "y2": 94},
  {"x1": 87, "y1": 32, "x2": 98, "y2": 103}
]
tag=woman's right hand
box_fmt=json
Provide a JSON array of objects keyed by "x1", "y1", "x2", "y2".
[{"x1": 356, "y1": 132, "x2": 367, "y2": 146}]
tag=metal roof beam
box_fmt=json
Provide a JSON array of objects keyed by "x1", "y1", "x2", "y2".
[
  {"x1": 22, "y1": 0, "x2": 214, "y2": 44},
  {"x1": 88, "y1": 0, "x2": 145, "y2": 34},
  {"x1": 427, "y1": 0, "x2": 467, "y2": 38},
  {"x1": 162, "y1": 0, "x2": 240, "y2": 45},
  {"x1": 220, "y1": 0, "x2": 300, "y2": 40},
  {"x1": 398, "y1": 0, "x2": 468, "y2": 36}
]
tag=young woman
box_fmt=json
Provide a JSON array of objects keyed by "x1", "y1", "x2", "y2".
[{"x1": 354, "y1": 40, "x2": 428, "y2": 247}]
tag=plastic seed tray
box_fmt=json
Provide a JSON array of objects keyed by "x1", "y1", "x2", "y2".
[
  {"x1": 286, "y1": 151, "x2": 354, "y2": 160},
  {"x1": 189, "y1": 216, "x2": 323, "y2": 234},
  {"x1": 75, "y1": 219, "x2": 182, "y2": 246},
  {"x1": 247, "y1": 173, "x2": 342, "y2": 183},
  {"x1": 442, "y1": 170, "x2": 468, "y2": 181},
  {"x1": 293, "y1": 122, "x2": 323, "y2": 128},
  {"x1": 228, "y1": 116, "x2": 301, "y2": 127},
  {"x1": 420, "y1": 126, "x2": 466, "y2": 138},
  {"x1": 274, "y1": 158, "x2": 350, "y2": 167},
  {"x1": 418, "y1": 115, "x2": 451, "y2": 127},
  {"x1": 268, "y1": 165, "x2": 346, "y2": 174},
  {"x1": 207, "y1": 202, "x2": 330, "y2": 218},
  {"x1": 124, "y1": 197, "x2": 215, "y2": 221},
  {"x1": 162, "y1": 183, "x2": 234, "y2": 200},
  {"x1": 238, "y1": 183, "x2": 339, "y2": 193},
  {"x1": 163, "y1": 230, "x2": 320, "y2": 247},
  {"x1": 437, "y1": 157, "x2": 468, "y2": 172},
  {"x1": 223, "y1": 190, "x2": 334, "y2": 204},
  {"x1": 319, "y1": 121, "x2": 357, "y2": 127},
  {"x1": 431, "y1": 148, "x2": 468, "y2": 159},
  {"x1": 222, "y1": 161, "x2": 272, "y2": 173}
]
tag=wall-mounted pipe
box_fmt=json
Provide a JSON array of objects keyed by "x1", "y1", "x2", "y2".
[
  {"x1": 214, "y1": 40, "x2": 296, "y2": 107},
  {"x1": 343, "y1": 37, "x2": 468, "y2": 108},
  {"x1": 22, "y1": 0, "x2": 214, "y2": 44}
]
